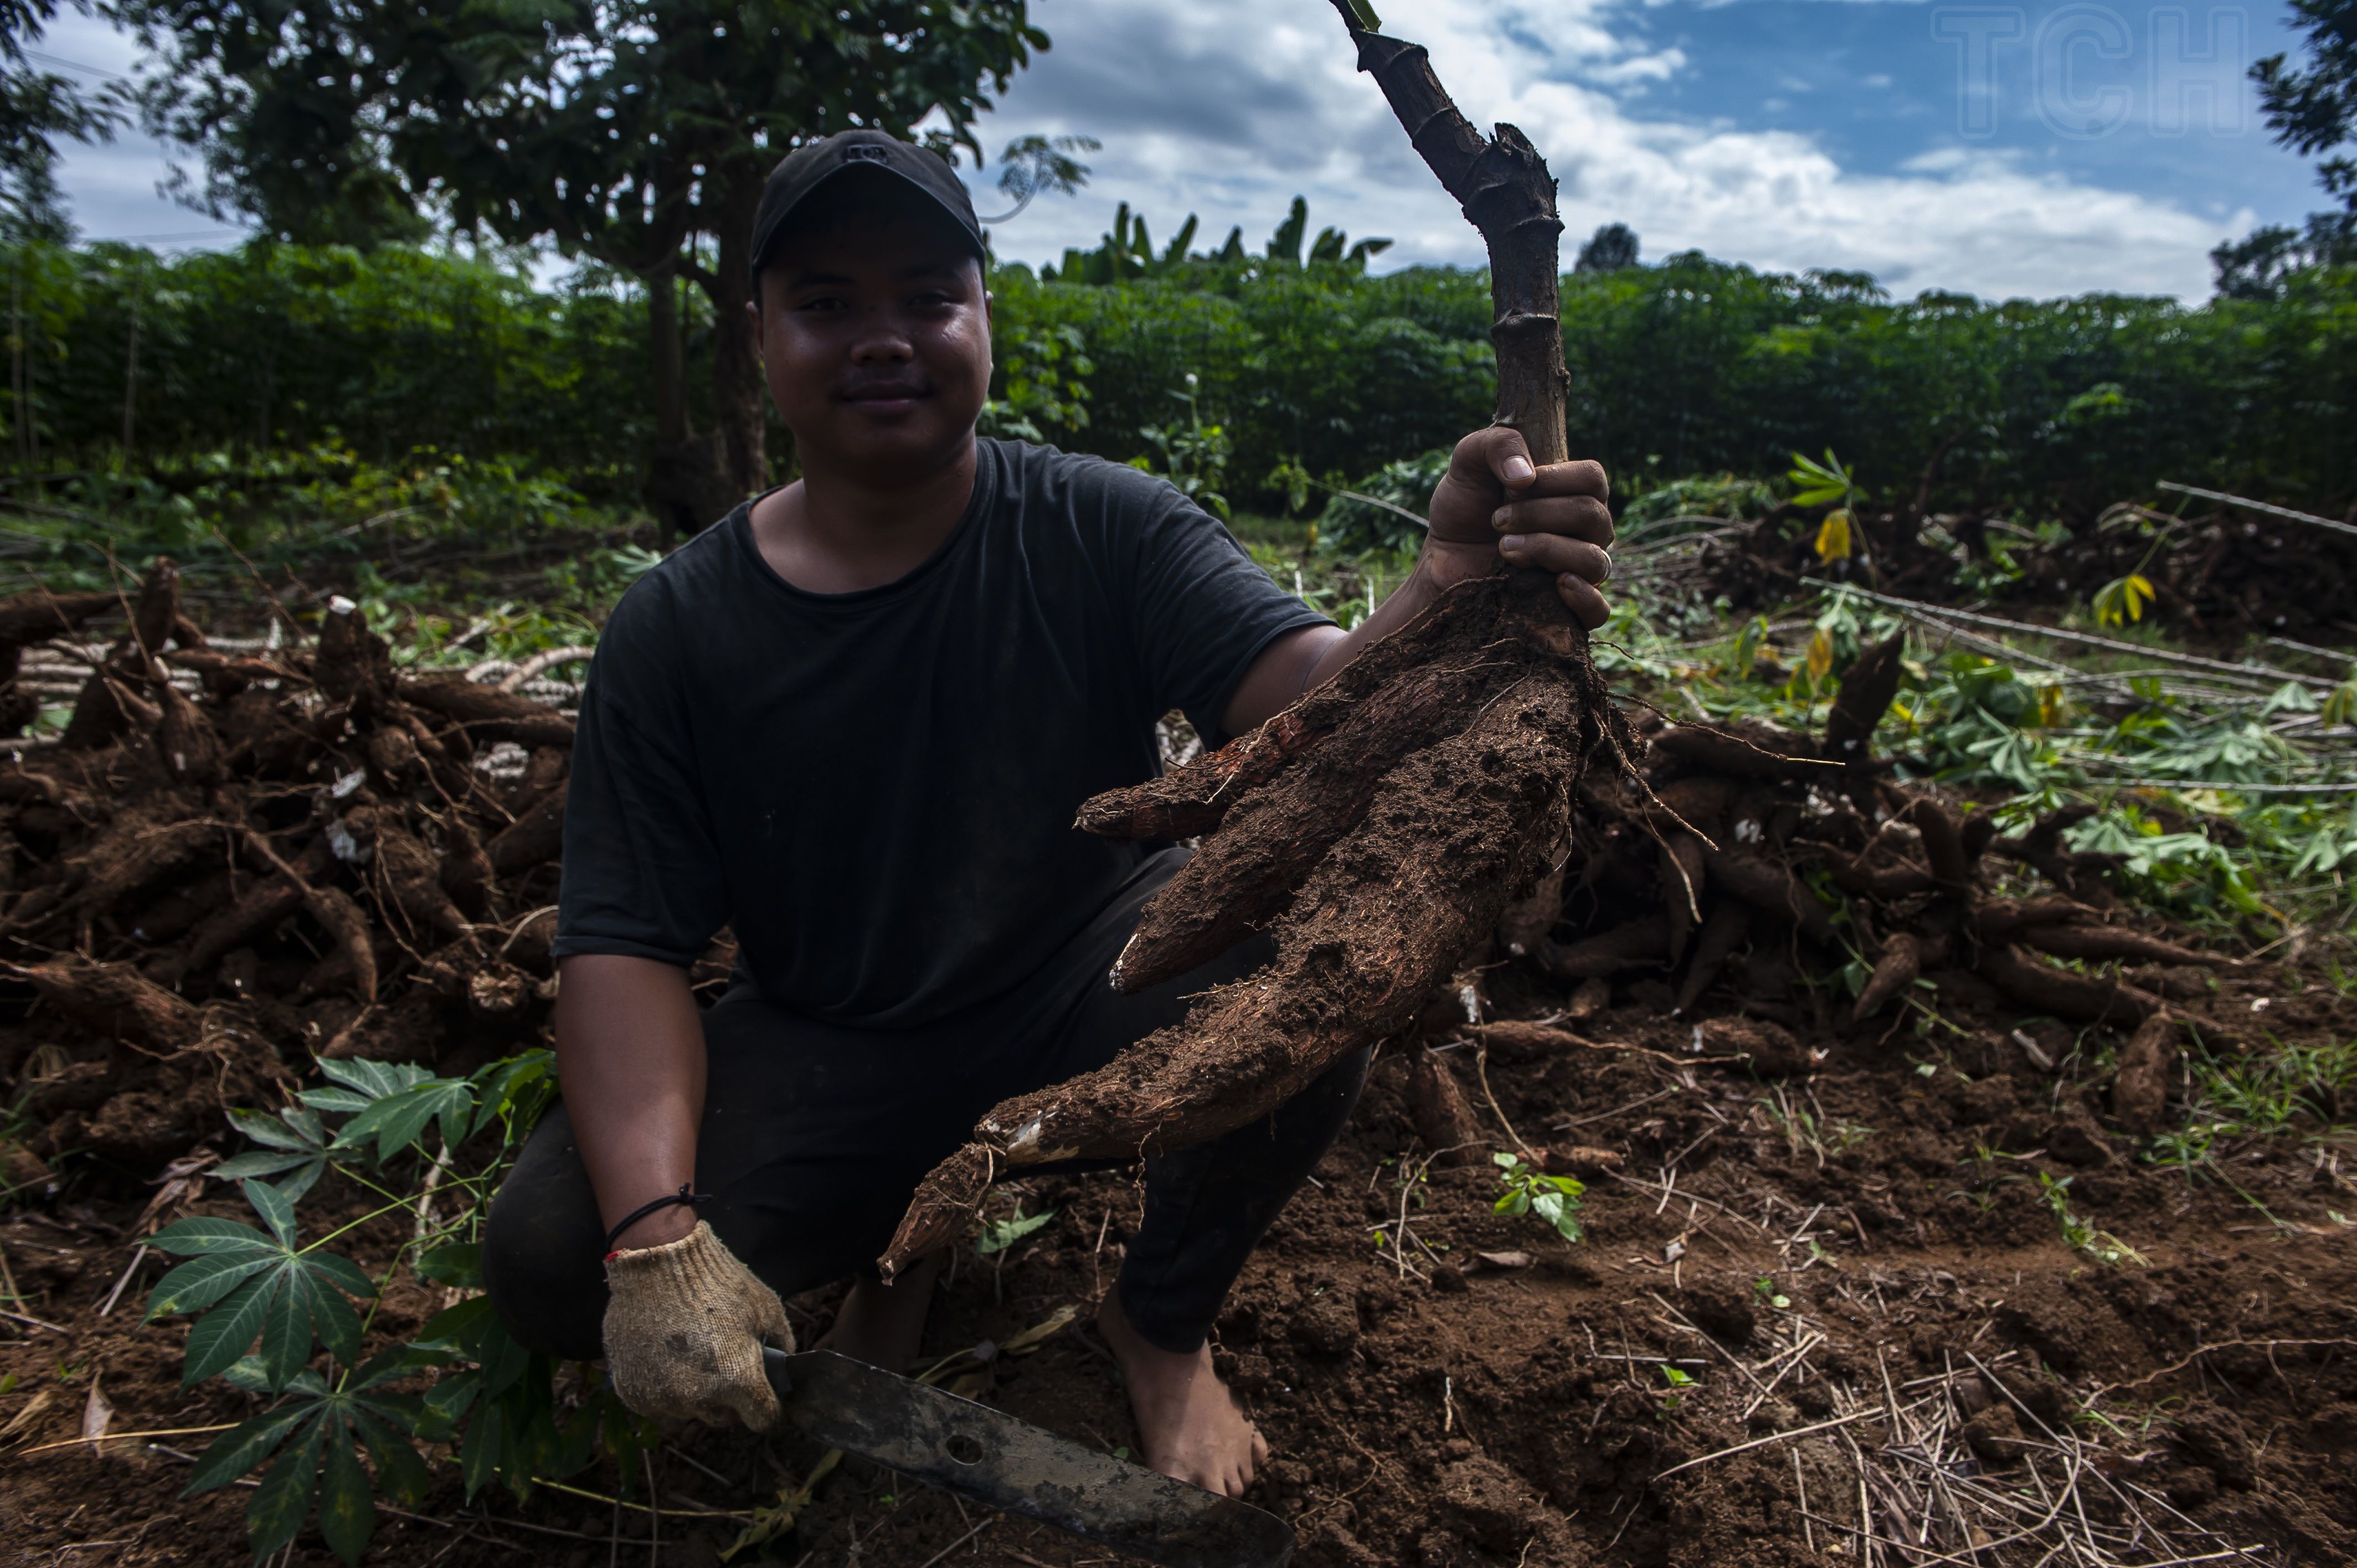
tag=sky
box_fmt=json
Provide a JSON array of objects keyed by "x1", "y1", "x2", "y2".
[{"x1": 35, "y1": 0, "x2": 2328, "y2": 302}]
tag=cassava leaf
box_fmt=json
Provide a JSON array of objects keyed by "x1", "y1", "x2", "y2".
[
  {"x1": 184, "y1": 1404, "x2": 314, "y2": 1494},
  {"x1": 416, "y1": 1369, "x2": 481, "y2": 1441},
  {"x1": 351, "y1": 1405, "x2": 431, "y2": 1505},
  {"x1": 245, "y1": 1415, "x2": 327, "y2": 1561},
  {"x1": 308, "y1": 1250, "x2": 378, "y2": 1303},
  {"x1": 244, "y1": 1178, "x2": 297, "y2": 1247},
  {"x1": 229, "y1": 1108, "x2": 318, "y2": 1152},
  {"x1": 149, "y1": 1216, "x2": 274, "y2": 1257},
  {"x1": 459, "y1": 1396, "x2": 505, "y2": 1499},
  {"x1": 146, "y1": 1252, "x2": 273, "y2": 1318},
  {"x1": 317, "y1": 1058, "x2": 434, "y2": 1099},
  {"x1": 209, "y1": 1152, "x2": 313, "y2": 1180},
  {"x1": 182, "y1": 1273, "x2": 279, "y2": 1386},
  {"x1": 258, "y1": 1267, "x2": 311, "y2": 1391},
  {"x1": 316, "y1": 1412, "x2": 377, "y2": 1564},
  {"x1": 312, "y1": 1276, "x2": 367, "y2": 1366},
  {"x1": 333, "y1": 1076, "x2": 473, "y2": 1163},
  {"x1": 272, "y1": 1154, "x2": 333, "y2": 1205},
  {"x1": 416, "y1": 1242, "x2": 483, "y2": 1288}
]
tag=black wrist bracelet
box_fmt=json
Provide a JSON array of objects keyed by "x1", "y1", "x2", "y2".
[{"x1": 604, "y1": 1183, "x2": 712, "y2": 1254}]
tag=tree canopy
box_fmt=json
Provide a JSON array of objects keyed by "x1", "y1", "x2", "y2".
[
  {"x1": 127, "y1": 0, "x2": 1048, "y2": 506},
  {"x1": 1, "y1": 0, "x2": 126, "y2": 241}
]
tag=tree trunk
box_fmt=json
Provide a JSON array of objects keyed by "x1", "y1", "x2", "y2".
[
  {"x1": 641, "y1": 256, "x2": 734, "y2": 537},
  {"x1": 648, "y1": 260, "x2": 687, "y2": 448},
  {"x1": 707, "y1": 165, "x2": 769, "y2": 502}
]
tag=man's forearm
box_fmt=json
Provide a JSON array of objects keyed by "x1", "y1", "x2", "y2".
[
  {"x1": 553, "y1": 954, "x2": 708, "y2": 1251},
  {"x1": 1219, "y1": 559, "x2": 1445, "y2": 737}
]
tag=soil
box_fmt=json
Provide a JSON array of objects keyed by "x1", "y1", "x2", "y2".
[
  {"x1": 3, "y1": 573, "x2": 2355, "y2": 1567},
  {"x1": 7, "y1": 916, "x2": 2356, "y2": 1567}
]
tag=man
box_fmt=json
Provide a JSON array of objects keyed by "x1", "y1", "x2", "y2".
[{"x1": 482, "y1": 128, "x2": 1613, "y2": 1498}]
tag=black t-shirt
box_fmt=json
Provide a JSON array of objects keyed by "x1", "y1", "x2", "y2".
[{"x1": 551, "y1": 437, "x2": 1330, "y2": 1028}]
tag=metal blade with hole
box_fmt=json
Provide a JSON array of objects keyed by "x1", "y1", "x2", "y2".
[{"x1": 763, "y1": 1349, "x2": 1295, "y2": 1568}]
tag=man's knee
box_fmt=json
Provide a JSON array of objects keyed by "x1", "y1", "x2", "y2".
[{"x1": 481, "y1": 1105, "x2": 608, "y2": 1361}]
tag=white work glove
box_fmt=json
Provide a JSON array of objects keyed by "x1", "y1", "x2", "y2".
[{"x1": 602, "y1": 1221, "x2": 794, "y2": 1429}]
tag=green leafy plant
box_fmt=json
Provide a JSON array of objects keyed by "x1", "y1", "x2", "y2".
[
  {"x1": 2036, "y1": 1173, "x2": 2148, "y2": 1267},
  {"x1": 1491, "y1": 1152, "x2": 1585, "y2": 1242},
  {"x1": 140, "y1": 1049, "x2": 636, "y2": 1565},
  {"x1": 1130, "y1": 374, "x2": 1232, "y2": 519},
  {"x1": 975, "y1": 1203, "x2": 1058, "y2": 1256},
  {"x1": 1786, "y1": 448, "x2": 1861, "y2": 568}
]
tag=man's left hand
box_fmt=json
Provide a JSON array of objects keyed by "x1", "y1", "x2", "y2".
[{"x1": 1422, "y1": 426, "x2": 1614, "y2": 630}]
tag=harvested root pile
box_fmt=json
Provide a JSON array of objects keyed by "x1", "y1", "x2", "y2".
[
  {"x1": 1506, "y1": 632, "x2": 2227, "y2": 1141},
  {"x1": 1688, "y1": 483, "x2": 2357, "y2": 640},
  {"x1": 884, "y1": 623, "x2": 2237, "y2": 1277},
  {"x1": 879, "y1": 571, "x2": 1634, "y2": 1276},
  {"x1": 0, "y1": 560, "x2": 644, "y2": 1179}
]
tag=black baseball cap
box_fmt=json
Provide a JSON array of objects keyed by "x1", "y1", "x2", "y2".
[{"x1": 748, "y1": 129, "x2": 985, "y2": 286}]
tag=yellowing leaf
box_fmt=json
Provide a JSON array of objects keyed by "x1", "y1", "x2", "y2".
[
  {"x1": 2033, "y1": 683, "x2": 2065, "y2": 728},
  {"x1": 1814, "y1": 509, "x2": 1852, "y2": 563},
  {"x1": 1806, "y1": 627, "x2": 1834, "y2": 682},
  {"x1": 2325, "y1": 680, "x2": 2357, "y2": 728},
  {"x1": 2092, "y1": 572, "x2": 2155, "y2": 628}
]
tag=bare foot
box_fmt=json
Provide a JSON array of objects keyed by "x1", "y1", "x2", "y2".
[
  {"x1": 1096, "y1": 1289, "x2": 1268, "y2": 1498},
  {"x1": 815, "y1": 1252, "x2": 942, "y2": 1374}
]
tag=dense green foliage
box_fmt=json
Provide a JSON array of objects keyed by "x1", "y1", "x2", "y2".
[
  {"x1": 4, "y1": 241, "x2": 667, "y2": 501},
  {"x1": 7, "y1": 238, "x2": 2355, "y2": 529}
]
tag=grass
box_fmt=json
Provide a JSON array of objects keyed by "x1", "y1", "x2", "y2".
[{"x1": 2148, "y1": 1030, "x2": 2357, "y2": 1174}]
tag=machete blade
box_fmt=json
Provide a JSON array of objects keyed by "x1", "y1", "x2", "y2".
[{"x1": 763, "y1": 1349, "x2": 1294, "y2": 1568}]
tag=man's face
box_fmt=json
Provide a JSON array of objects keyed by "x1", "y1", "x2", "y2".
[{"x1": 753, "y1": 184, "x2": 991, "y2": 484}]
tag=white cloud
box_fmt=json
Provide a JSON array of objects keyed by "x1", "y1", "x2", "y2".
[
  {"x1": 968, "y1": 0, "x2": 2238, "y2": 300},
  {"x1": 43, "y1": 0, "x2": 2245, "y2": 298}
]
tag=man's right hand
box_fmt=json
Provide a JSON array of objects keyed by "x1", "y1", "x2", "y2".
[{"x1": 603, "y1": 1221, "x2": 795, "y2": 1429}]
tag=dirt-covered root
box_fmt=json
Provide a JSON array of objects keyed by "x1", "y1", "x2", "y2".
[
  {"x1": 1075, "y1": 571, "x2": 1545, "y2": 844},
  {"x1": 9, "y1": 958, "x2": 203, "y2": 1050},
  {"x1": 0, "y1": 559, "x2": 613, "y2": 1174},
  {"x1": 1107, "y1": 653, "x2": 1528, "y2": 990},
  {"x1": 880, "y1": 657, "x2": 1607, "y2": 1279}
]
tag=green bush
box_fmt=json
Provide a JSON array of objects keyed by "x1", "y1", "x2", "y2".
[{"x1": 8, "y1": 238, "x2": 2354, "y2": 527}]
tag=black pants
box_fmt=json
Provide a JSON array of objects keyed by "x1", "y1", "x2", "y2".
[{"x1": 483, "y1": 848, "x2": 1368, "y2": 1359}]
